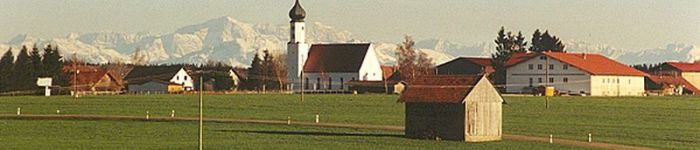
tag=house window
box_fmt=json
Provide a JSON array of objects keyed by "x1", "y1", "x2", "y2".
[
  {"x1": 537, "y1": 64, "x2": 543, "y2": 70},
  {"x1": 549, "y1": 64, "x2": 554, "y2": 70},
  {"x1": 549, "y1": 78, "x2": 554, "y2": 83},
  {"x1": 529, "y1": 78, "x2": 533, "y2": 87},
  {"x1": 176, "y1": 76, "x2": 179, "y2": 80},
  {"x1": 563, "y1": 77, "x2": 569, "y2": 83},
  {"x1": 538, "y1": 78, "x2": 542, "y2": 83},
  {"x1": 351, "y1": 77, "x2": 355, "y2": 81},
  {"x1": 316, "y1": 78, "x2": 321, "y2": 90},
  {"x1": 184, "y1": 76, "x2": 188, "y2": 80},
  {"x1": 528, "y1": 64, "x2": 534, "y2": 70},
  {"x1": 305, "y1": 78, "x2": 309, "y2": 89},
  {"x1": 340, "y1": 78, "x2": 344, "y2": 89},
  {"x1": 563, "y1": 64, "x2": 569, "y2": 70},
  {"x1": 540, "y1": 56, "x2": 547, "y2": 60},
  {"x1": 328, "y1": 77, "x2": 332, "y2": 89}
]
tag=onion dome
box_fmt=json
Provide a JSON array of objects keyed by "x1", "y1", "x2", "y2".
[{"x1": 289, "y1": 0, "x2": 306, "y2": 22}]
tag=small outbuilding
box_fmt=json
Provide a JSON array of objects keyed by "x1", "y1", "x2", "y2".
[{"x1": 398, "y1": 75, "x2": 503, "y2": 142}]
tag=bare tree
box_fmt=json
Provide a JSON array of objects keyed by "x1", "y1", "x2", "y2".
[{"x1": 131, "y1": 48, "x2": 147, "y2": 65}]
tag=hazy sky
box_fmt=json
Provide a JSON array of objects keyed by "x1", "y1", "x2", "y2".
[{"x1": 1, "y1": 0, "x2": 698, "y2": 51}]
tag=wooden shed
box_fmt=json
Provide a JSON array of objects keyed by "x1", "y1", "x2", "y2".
[{"x1": 398, "y1": 75, "x2": 503, "y2": 142}]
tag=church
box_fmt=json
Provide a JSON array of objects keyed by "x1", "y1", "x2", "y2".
[{"x1": 286, "y1": 0, "x2": 383, "y2": 92}]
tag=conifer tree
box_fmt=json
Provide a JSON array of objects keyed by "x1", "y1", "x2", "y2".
[
  {"x1": 15, "y1": 45, "x2": 35, "y2": 90},
  {"x1": 491, "y1": 27, "x2": 528, "y2": 86},
  {"x1": 0, "y1": 48, "x2": 15, "y2": 92},
  {"x1": 43, "y1": 45, "x2": 65, "y2": 85},
  {"x1": 530, "y1": 29, "x2": 565, "y2": 52},
  {"x1": 247, "y1": 52, "x2": 263, "y2": 90},
  {"x1": 30, "y1": 44, "x2": 45, "y2": 77}
]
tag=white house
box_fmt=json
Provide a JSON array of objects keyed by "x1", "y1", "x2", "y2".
[
  {"x1": 505, "y1": 52, "x2": 646, "y2": 96},
  {"x1": 286, "y1": 0, "x2": 383, "y2": 91},
  {"x1": 124, "y1": 65, "x2": 194, "y2": 93}
]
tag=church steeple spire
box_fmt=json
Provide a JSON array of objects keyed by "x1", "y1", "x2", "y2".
[{"x1": 289, "y1": 0, "x2": 306, "y2": 22}]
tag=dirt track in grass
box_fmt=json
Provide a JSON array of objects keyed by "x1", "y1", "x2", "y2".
[{"x1": 1, "y1": 114, "x2": 655, "y2": 150}]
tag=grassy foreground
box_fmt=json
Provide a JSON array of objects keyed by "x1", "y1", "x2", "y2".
[
  {"x1": 0, "y1": 94, "x2": 698, "y2": 149},
  {"x1": 0, "y1": 120, "x2": 584, "y2": 149}
]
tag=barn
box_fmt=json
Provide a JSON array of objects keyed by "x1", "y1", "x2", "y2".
[
  {"x1": 398, "y1": 75, "x2": 503, "y2": 142},
  {"x1": 437, "y1": 57, "x2": 494, "y2": 75}
]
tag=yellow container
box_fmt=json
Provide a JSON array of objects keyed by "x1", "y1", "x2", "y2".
[{"x1": 545, "y1": 86, "x2": 555, "y2": 97}]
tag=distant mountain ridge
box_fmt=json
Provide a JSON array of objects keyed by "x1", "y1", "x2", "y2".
[{"x1": 0, "y1": 16, "x2": 696, "y2": 66}]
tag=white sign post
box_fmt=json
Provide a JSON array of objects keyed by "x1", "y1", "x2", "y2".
[{"x1": 36, "y1": 77, "x2": 52, "y2": 97}]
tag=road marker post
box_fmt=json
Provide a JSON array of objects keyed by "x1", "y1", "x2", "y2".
[
  {"x1": 17, "y1": 107, "x2": 20, "y2": 116},
  {"x1": 549, "y1": 134, "x2": 553, "y2": 144},
  {"x1": 171, "y1": 110, "x2": 175, "y2": 118},
  {"x1": 56, "y1": 110, "x2": 60, "y2": 114},
  {"x1": 315, "y1": 114, "x2": 319, "y2": 123},
  {"x1": 588, "y1": 133, "x2": 592, "y2": 143},
  {"x1": 287, "y1": 116, "x2": 291, "y2": 125},
  {"x1": 146, "y1": 111, "x2": 150, "y2": 120}
]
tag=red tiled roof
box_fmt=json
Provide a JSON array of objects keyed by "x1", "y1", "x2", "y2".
[
  {"x1": 665, "y1": 62, "x2": 700, "y2": 72},
  {"x1": 505, "y1": 52, "x2": 539, "y2": 67},
  {"x1": 398, "y1": 75, "x2": 482, "y2": 103},
  {"x1": 506, "y1": 52, "x2": 645, "y2": 76},
  {"x1": 543, "y1": 52, "x2": 645, "y2": 76},
  {"x1": 647, "y1": 75, "x2": 700, "y2": 93},
  {"x1": 303, "y1": 43, "x2": 371, "y2": 73}
]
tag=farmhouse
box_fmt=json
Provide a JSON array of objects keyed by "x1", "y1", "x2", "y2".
[
  {"x1": 286, "y1": 0, "x2": 383, "y2": 92},
  {"x1": 505, "y1": 52, "x2": 646, "y2": 96},
  {"x1": 124, "y1": 65, "x2": 193, "y2": 93},
  {"x1": 231, "y1": 67, "x2": 248, "y2": 90},
  {"x1": 645, "y1": 75, "x2": 699, "y2": 95},
  {"x1": 437, "y1": 57, "x2": 494, "y2": 75},
  {"x1": 71, "y1": 70, "x2": 122, "y2": 94},
  {"x1": 399, "y1": 75, "x2": 503, "y2": 142},
  {"x1": 653, "y1": 62, "x2": 700, "y2": 91}
]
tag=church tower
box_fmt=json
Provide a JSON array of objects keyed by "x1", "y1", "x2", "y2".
[{"x1": 287, "y1": 0, "x2": 309, "y2": 90}]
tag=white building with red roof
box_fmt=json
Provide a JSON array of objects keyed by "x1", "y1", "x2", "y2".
[
  {"x1": 286, "y1": 0, "x2": 382, "y2": 91},
  {"x1": 505, "y1": 52, "x2": 646, "y2": 96}
]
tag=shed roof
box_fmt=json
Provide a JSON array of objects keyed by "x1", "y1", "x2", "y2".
[
  {"x1": 398, "y1": 75, "x2": 483, "y2": 103},
  {"x1": 665, "y1": 62, "x2": 700, "y2": 72},
  {"x1": 124, "y1": 65, "x2": 185, "y2": 85},
  {"x1": 438, "y1": 57, "x2": 495, "y2": 74},
  {"x1": 303, "y1": 43, "x2": 371, "y2": 73}
]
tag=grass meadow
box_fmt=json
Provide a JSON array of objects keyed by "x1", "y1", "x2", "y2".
[{"x1": 0, "y1": 94, "x2": 698, "y2": 149}]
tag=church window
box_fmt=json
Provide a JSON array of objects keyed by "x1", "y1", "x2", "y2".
[
  {"x1": 328, "y1": 77, "x2": 332, "y2": 89},
  {"x1": 316, "y1": 78, "x2": 321, "y2": 90}
]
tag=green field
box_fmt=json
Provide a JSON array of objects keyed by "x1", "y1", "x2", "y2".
[
  {"x1": 0, "y1": 119, "x2": 584, "y2": 149},
  {"x1": 0, "y1": 94, "x2": 698, "y2": 149}
]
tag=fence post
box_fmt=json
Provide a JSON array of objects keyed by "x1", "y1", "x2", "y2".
[
  {"x1": 17, "y1": 107, "x2": 20, "y2": 116},
  {"x1": 588, "y1": 133, "x2": 592, "y2": 143},
  {"x1": 146, "y1": 111, "x2": 150, "y2": 120},
  {"x1": 549, "y1": 134, "x2": 553, "y2": 144},
  {"x1": 315, "y1": 114, "x2": 319, "y2": 123}
]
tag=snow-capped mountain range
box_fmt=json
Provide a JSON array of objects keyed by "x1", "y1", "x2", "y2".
[{"x1": 1, "y1": 16, "x2": 697, "y2": 67}]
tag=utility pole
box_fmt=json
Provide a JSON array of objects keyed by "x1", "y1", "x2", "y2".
[{"x1": 198, "y1": 75, "x2": 203, "y2": 150}]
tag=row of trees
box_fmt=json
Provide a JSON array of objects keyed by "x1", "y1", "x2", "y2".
[
  {"x1": 245, "y1": 50, "x2": 287, "y2": 91},
  {"x1": 0, "y1": 44, "x2": 66, "y2": 92},
  {"x1": 491, "y1": 27, "x2": 566, "y2": 85}
]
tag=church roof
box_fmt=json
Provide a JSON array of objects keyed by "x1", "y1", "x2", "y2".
[
  {"x1": 303, "y1": 43, "x2": 371, "y2": 73},
  {"x1": 289, "y1": 0, "x2": 306, "y2": 22}
]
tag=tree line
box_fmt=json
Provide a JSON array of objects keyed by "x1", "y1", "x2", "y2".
[{"x1": 0, "y1": 44, "x2": 66, "y2": 92}]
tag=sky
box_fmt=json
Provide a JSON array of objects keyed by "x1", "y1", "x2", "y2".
[{"x1": 1, "y1": 0, "x2": 698, "y2": 51}]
